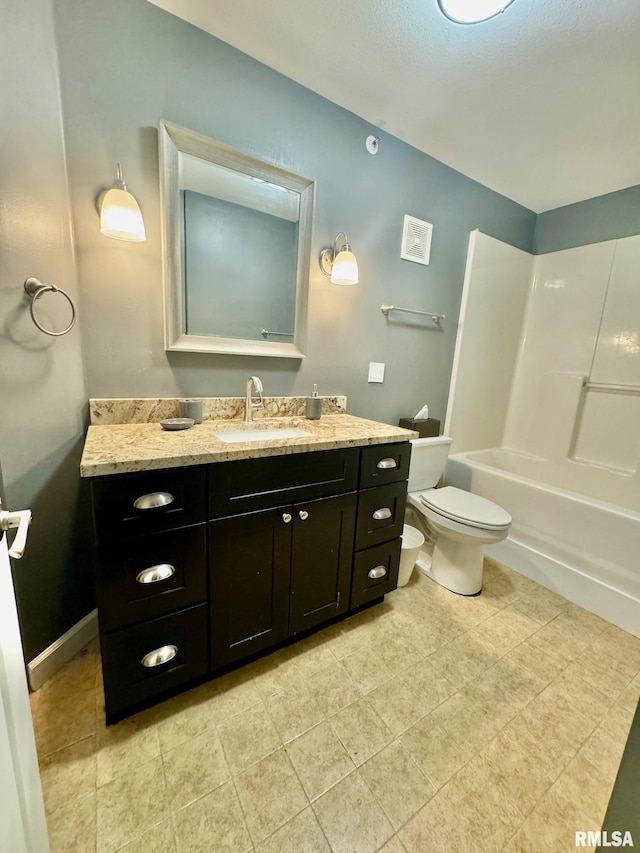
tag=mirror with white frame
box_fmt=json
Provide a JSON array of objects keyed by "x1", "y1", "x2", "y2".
[{"x1": 159, "y1": 121, "x2": 314, "y2": 358}]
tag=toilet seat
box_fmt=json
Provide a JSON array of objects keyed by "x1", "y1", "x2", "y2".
[{"x1": 419, "y1": 486, "x2": 511, "y2": 531}]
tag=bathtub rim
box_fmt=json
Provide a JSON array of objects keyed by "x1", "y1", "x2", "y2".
[{"x1": 449, "y1": 446, "x2": 640, "y2": 523}]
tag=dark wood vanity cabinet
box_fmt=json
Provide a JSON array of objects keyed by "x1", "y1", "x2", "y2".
[
  {"x1": 91, "y1": 466, "x2": 209, "y2": 721},
  {"x1": 90, "y1": 441, "x2": 409, "y2": 722},
  {"x1": 351, "y1": 443, "x2": 408, "y2": 608},
  {"x1": 209, "y1": 491, "x2": 356, "y2": 669},
  {"x1": 208, "y1": 448, "x2": 359, "y2": 668}
]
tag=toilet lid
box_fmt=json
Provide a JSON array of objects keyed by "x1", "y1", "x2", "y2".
[{"x1": 419, "y1": 487, "x2": 512, "y2": 530}]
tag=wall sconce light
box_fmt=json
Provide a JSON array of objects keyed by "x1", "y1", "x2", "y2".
[
  {"x1": 98, "y1": 164, "x2": 146, "y2": 242},
  {"x1": 437, "y1": 0, "x2": 516, "y2": 24},
  {"x1": 319, "y1": 232, "x2": 359, "y2": 285}
]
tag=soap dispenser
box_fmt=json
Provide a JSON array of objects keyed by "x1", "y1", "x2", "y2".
[{"x1": 305, "y1": 384, "x2": 322, "y2": 420}]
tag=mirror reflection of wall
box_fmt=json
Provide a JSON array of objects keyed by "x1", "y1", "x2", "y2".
[
  {"x1": 159, "y1": 121, "x2": 314, "y2": 358},
  {"x1": 183, "y1": 189, "x2": 297, "y2": 341}
]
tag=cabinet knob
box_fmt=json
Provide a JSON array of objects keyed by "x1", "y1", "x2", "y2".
[
  {"x1": 141, "y1": 644, "x2": 178, "y2": 668},
  {"x1": 368, "y1": 565, "x2": 388, "y2": 579},
  {"x1": 133, "y1": 491, "x2": 175, "y2": 511},
  {"x1": 372, "y1": 507, "x2": 392, "y2": 520},
  {"x1": 282, "y1": 512, "x2": 292, "y2": 523},
  {"x1": 136, "y1": 563, "x2": 175, "y2": 585},
  {"x1": 376, "y1": 458, "x2": 397, "y2": 470},
  {"x1": 298, "y1": 510, "x2": 309, "y2": 520}
]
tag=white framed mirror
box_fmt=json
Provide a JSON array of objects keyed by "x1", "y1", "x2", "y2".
[{"x1": 158, "y1": 121, "x2": 315, "y2": 358}]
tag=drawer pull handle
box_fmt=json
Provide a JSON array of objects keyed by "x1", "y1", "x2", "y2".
[
  {"x1": 377, "y1": 458, "x2": 397, "y2": 470},
  {"x1": 136, "y1": 563, "x2": 175, "y2": 585},
  {"x1": 368, "y1": 565, "x2": 387, "y2": 579},
  {"x1": 141, "y1": 644, "x2": 178, "y2": 668},
  {"x1": 282, "y1": 512, "x2": 292, "y2": 524},
  {"x1": 298, "y1": 510, "x2": 309, "y2": 521},
  {"x1": 133, "y1": 492, "x2": 175, "y2": 511},
  {"x1": 372, "y1": 507, "x2": 392, "y2": 520}
]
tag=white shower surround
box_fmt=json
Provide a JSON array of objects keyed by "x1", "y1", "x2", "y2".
[
  {"x1": 445, "y1": 448, "x2": 640, "y2": 638},
  {"x1": 445, "y1": 231, "x2": 640, "y2": 636}
]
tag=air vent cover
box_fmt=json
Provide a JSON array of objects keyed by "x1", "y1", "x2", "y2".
[{"x1": 401, "y1": 215, "x2": 433, "y2": 266}]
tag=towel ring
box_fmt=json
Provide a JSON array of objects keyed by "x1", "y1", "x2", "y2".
[{"x1": 24, "y1": 278, "x2": 76, "y2": 336}]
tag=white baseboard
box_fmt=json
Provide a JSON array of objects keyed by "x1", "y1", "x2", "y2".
[
  {"x1": 27, "y1": 609, "x2": 98, "y2": 692},
  {"x1": 488, "y1": 537, "x2": 640, "y2": 640}
]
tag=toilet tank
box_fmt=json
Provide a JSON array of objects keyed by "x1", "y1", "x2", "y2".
[{"x1": 408, "y1": 436, "x2": 452, "y2": 492}]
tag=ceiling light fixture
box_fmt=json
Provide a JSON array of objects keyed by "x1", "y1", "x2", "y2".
[{"x1": 437, "y1": 0, "x2": 516, "y2": 24}]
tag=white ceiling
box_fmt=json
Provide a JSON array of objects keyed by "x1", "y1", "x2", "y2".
[{"x1": 148, "y1": 0, "x2": 640, "y2": 213}]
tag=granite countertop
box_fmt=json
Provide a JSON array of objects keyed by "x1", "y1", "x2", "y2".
[{"x1": 80, "y1": 414, "x2": 415, "y2": 477}]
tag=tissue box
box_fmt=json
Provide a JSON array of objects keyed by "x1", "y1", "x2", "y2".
[{"x1": 399, "y1": 417, "x2": 440, "y2": 438}]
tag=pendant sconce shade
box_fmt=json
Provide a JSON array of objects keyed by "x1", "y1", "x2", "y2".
[
  {"x1": 320, "y1": 232, "x2": 359, "y2": 285},
  {"x1": 437, "y1": 0, "x2": 516, "y2": 24},
  {"x1": 98, "y1": 164, "x2": 146, "y2": 242}
]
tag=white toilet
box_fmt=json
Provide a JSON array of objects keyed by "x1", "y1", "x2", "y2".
[{"x1": 405, "y1": 436, "x2": 512, "y2": 596}]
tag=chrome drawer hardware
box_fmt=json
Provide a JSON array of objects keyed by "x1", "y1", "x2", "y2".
[
  {"x1": 372, "y1": 507, "x2": 392, "y2": 520},
  {"x1": 376, "y1": 458, "x2": 397, "y2": 470},
  {"x1": 141, "y1": 644, "x2": 178, "y2": 668},
  {"x1": 368, "y1": 565, "x2": 387, "y2": 579},
  {"x1": 136, "y1": 563, "x2": 175, "y2": 585},
  {"x1": 282, "y1": 512, "x2": 292, "y2": 523},
  {"x1": 133, "y1": 492, "x2": 175, "y2": 510},
  {"x1": 298, "y1": 510, "x2": 309, "y2": 520}
]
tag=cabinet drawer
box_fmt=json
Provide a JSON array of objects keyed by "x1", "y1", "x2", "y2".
[
  {"x1": 355, "y1": 481, "x2": 407, "y2": 550},
  {"x1": 350, "y1": 539, "x2": 401, "y2": 608},
  {"x1": 95, "y1": 524, "x2": 206, "y2": 631},
  {"x1": 209, "y1": 448, "x2": 359, "y2": 517},
  {"x1": 359, "y1": 442, "x2": 411, "y2": 488},
  {"x1": 101, "y1": 603, "x2": 208, "y2": 720},
  {"x1": 91, "y1": 466, "x2": 206, "y2": 543}
]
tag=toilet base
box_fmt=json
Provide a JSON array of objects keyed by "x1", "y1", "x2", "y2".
[{"x1": 416, "y1": 539, "x2": 484, "y2": 596}]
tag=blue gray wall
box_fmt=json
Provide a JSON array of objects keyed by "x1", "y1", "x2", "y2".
[
  {"x1": 0, "y1": 0, "x2": 92, "y2": 661},
  {"x1": 52, "y1": 0, "x2": 534, "y2": 433},
  {"x1": 534, "y1": 184, "x2": 640, "y2": 254}
]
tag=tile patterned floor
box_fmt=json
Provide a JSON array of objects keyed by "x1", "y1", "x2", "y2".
[{"x1": 30, "y1": 558, "x2": 640, "y2": 853}]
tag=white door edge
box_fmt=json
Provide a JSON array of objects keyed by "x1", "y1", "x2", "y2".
[{"x1": 0, "y1": 532, "x2": 49, "y2": 852}]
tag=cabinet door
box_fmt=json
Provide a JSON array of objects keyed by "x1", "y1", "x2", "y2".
[
  {"x1": 289, "y1": 492, "x2": 356, "y2": 635},
  {"x1": 209, "y1": 507, "x2": 291, "y2": 670}
]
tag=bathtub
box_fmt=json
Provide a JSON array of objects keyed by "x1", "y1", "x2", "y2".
[{"x1": 445, "y1": 448, "x2": 640, "y2": 638}]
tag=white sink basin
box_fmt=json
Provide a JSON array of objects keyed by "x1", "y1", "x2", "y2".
[{"x1": 215, "y1": 426, "x2": 311, "y2": 443}]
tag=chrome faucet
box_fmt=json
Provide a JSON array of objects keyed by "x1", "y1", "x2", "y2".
[{"x1": 244, "y1": 375, "x2": 264, "y2": 423}]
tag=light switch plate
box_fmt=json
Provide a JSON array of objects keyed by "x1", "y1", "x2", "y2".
[{"x1": 368, "y1": 362, "x2": 385, "y2": 383}]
